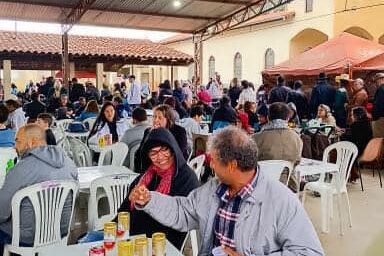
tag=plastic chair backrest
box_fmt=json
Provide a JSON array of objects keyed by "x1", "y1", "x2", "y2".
[
  {"x1": 68, "y1": 137, "x2": 92, "y2": 167},
  {"x1": 55, "y1": 119, "x2": 74, "y2": 131},
  {"x1": 258, "y1": 160, "x2": 294, "y2": 185},
  {"x1": 88, "y1": 174, "x2": 138, "y2": 231},
  {"x1": 188, "y1": 155, "x2": 206, "y2": 181},
  {"x1": 98, "y1": 142, "x2": 129, "y2": 166},
  {"x1": 323, "y1": 141, "x2": 358, "y2": 188},
  {"x1": 52, "y1": 127, "x2": 65, "y2": 144},
  {"x1": 359, "y1": 138, "x2": 383, "y2": 163},
  {"x1": 83, "y1": 117, "x2": 96, "y2": 131},
  {"x1": 129, "y1": 142, "x2": 141, "y2": 171},
  {"x1": 10, "y1": 180, "x2": 78, "y2": 247}
]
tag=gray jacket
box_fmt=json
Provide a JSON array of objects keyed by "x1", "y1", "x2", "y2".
[
  {"x1": 0, "y1": 146, "x2": 78, "y2": 245},
  {"x1": 140, "y1": 170, "x2": 324, "y2": 256},
  {"x1": 120, "y1": 122, "x2": 150, "y2": 167}
]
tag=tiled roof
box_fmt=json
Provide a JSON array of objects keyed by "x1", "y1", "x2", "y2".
[{"x1": 0, "y1": 30, "x2": 193, "y2": 61}]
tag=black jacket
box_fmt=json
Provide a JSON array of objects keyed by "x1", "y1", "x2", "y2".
[
  {"x1": 70, "y1": 83, "x2": 85, "y2": 103},
  {"x1": 268, "y1": 83, "x2": 291, "y2": 104},
  {"x1": 286, "y1": 90, "x2": 310, "y2": 120},
  {"x1": 212, "y1": 105, "x2": 238, "y2": 125},
  {"x1": 24, "y1": 100, "x2": 46, "y2": 119},
  {"x1": 134, "y1": 125, "x2": 189, "y2": 173},
  {"x1": 309, "y1": 80, "x2": 336, "y2": 118},
  {"x1": 342, "y1": 120, "x2": 372, "y2": 156},
  {"x1": 118, "y1": 128, "x2": 199, "y2": 249},
  {"x1": 373, "y1": 84, "x2": 384, "y2": 120},
  {"x1": 228, "y1": 86, "x2": 242, "y2": 108}
]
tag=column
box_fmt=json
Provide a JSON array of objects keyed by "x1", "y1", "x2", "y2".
[
  {"x1": 62, "y1": 32, "x2": 70, "y2": 86},
  {"x1": 69, "y1": 62, "x2": 75, "y2": 80},
  {"x1": 3, "y1": 60, "x2": 11, "y2": 100},
  {"x1": 96, "y1": 63, "x2": 104, "y2": 90},
  {"x1": 51, "y1": 70, "x2": 56, "y2": 78}
]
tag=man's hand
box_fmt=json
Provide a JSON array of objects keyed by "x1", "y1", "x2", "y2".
[
  {"x1": 129, "y1": 185, "x2": 151, "y2": 206},
  {"x1": 222, "y1": 246, "x2": 243, "y2": 256}
]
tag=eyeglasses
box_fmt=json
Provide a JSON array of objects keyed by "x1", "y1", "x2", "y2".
[{"x1": 148, "y1": 147, "x2": 171, "y2": 159}]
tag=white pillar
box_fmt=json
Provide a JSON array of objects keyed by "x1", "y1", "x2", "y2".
[
  {"x1": 69, "y1": 62, "x2": 75, "y2": 80},
  {"x1": 96, "y1": 63, "x2": 104, "y2": 90},
  {"x1": 3, "y1": 60, "x2": 11, "y2": 100}
]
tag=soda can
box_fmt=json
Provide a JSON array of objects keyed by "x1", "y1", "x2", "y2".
[
  {"x1": 134, "y1": 237, "x2": 149, "y2": 256},
  {"x1": 89, "y1": 246, "x2": 105, "y2": 256},
  {"x1": 118, "y1": 240, "x2": 133, "y2": 256},
  {"x1": 98, "y1": 136, "x2": 105, "y2": 148},
  {"x1": 152, "y1": 233, "x2": 166, "y2": 256},
  {"x1": 104, "y1": 222, "x2": 117, "y2": 252},
  {"x1": 117, "y1": 212, "x2": 130, "y2": 241}
]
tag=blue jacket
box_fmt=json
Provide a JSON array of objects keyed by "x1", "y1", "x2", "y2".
[
  {"x1": 75, "y1": 111, "x2": 98, "y2": 122},
  {"x1": 0, "y1": 129, "x2": 16, "y2": 147},
  {"x1": 140, "y1": 170, "x2": 324, "y2": 256},
  {"x1": 268, "y1": 83, "x2": 291, "y2": 104},
  {"x1": 373, "y1": 84, "x2": 384, "y2": 120},
  {"x1": 309, "y1": 80, "x2": 336, "y2": 117}
]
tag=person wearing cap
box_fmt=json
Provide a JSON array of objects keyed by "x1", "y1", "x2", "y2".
[
  {"x1": 372, "y1": 73, "x2": 384, "y2": 137},
  {"x1": 309, "y1": 72, "x2": 336, "y2": 118},
  {"x1": 334, "y1": 74, "x2": 349, "y2": 128},
  {"x1": 127, "y1": 75, "x2": 142, "y2": 109}
]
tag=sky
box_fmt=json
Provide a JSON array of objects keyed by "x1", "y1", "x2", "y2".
[{"x1": 0, "y1": 19, "x2": 177, "y2": 42}]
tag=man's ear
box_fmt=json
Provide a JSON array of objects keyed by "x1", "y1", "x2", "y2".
[{"x1": 228, "y1": 160, "x2": 238, "y2": 173}]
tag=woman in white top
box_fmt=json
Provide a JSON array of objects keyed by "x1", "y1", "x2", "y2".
[
  {"x1": 238, "y1": 80, "x2": 257, "y2": 106},
  {"x1": 88, "y1": 101, "x2": 129, "y2": 145}
]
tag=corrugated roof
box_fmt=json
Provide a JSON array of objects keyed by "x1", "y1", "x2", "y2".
[{"x1": 0, "y1": 0, "x2": 255, "y2": 33}]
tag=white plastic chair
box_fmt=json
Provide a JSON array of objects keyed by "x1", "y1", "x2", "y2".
[
  {"x1": 83, "y1": 117, "x2": 96, "y2": 130},
  {"x1": 98, "y1": 142, "x2": 129, "y2": 166},
  {"x1": 302, "y1": 141, "x2": 358, "y2": 234},
  {"x1": 258, "y1": 160, "x2": 294, "y2": 186},
  {"x1": 3, "y1": 180, "x2": 78, "y2": 256},
  {"x1": 181, "y1": 230, "x2": 199, "y2": 256},
  {"x1": 68, "y1": 137, "x2": 92, "y2": 167},
  {"x1": 54, "y1": 119, "x2": 73, "y2": 131},
  {"x1": 88, "y1": 174, "x2": 138, "y2": 231},
  {"x1": 188, "y1": 155, "x2": 206, "y2": 181}
]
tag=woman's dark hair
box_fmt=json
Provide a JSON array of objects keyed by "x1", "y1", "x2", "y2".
[
  {"x1": 352, "y1": 107, "x2": 369, "y2": 122},
  {"x1": 163, "y1": 80, "x2": 171, "y2": 89},
  {"x1": 85, "y1": 100, "x2": 99, "y2": 114},
  {"x1": 190, "y1": 105, "x2": 204, "y2": 118},
  {"x1": 241, "y1": 80, "x2": 249, "y2": 89},
  {"x1": 219, "y1": 96, "x2": 231, "y2": 107},
  {"x1": 164, "y1": 97, "x2": 176, "y2": 108},
  {"x1": 154, "y1": 104, "x2": 175, "y2": 129},
  {"x1": 88, "y1": 101, "x2": 118, "y2": 140},
  {"x1": 0, "y1": 104, "x2": 9, "y2": 123},
  {"x1": 244, "y1": 101, "x2": 254, "y2": 113},
  {"x1": 5, "y1": 99, "x2": 20, "y2": 109},
  {"x1": 294, "y1": 80, "x2": 303, "y2": 90}
]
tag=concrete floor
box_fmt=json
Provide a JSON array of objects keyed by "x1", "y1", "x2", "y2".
[{"x1": 303, "y1": 169, "x2": 384, "y2": 256}]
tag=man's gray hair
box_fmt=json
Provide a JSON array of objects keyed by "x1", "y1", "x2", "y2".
[
  {"x1": 208, "y1": 126, "x2": 258, "y2": 171},
  {"x1": 355, "y1": 78, "x2": 364, "y2": 86}
]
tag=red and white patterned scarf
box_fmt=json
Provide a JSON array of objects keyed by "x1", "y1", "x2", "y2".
[{"x1": 131, "y1": 163, "x2": 175, "y2": 210}]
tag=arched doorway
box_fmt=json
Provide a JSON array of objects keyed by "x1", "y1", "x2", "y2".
[
  {"x1": 290, "y1": 28, "x2": 329, "y2": 58},
  {"x1": 344, "y1": 27, "x2": 374, "y2": 41},
  {"x1": 378, "y1": 34, "x2": 384, "y2": 45},
  {"x1": 265, "y1": 48, "x2": 275, "y2": 69}
]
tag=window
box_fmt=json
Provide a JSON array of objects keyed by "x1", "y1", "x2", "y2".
[
  {"x1": 208, "y1": 56, "x2": 215, "y2": 79},
  {"x1": 234, "y1": 52, "x2": 242, "y2": 80},
  {"x1": 265, "y1": 48, "x2": 275, "y2": 69},
  {"x1": 305, "y1": 0, "x2": 313, "y2": 12}
]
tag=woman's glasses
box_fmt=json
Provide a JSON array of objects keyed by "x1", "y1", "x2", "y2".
[{"x1": 148, "y1": 147, "x2": 171, "y2": 159}]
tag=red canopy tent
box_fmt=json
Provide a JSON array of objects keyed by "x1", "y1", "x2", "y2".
[
  {"x1": 355, "y1": 53, "x2": 384, "y2": 71},
  {"x1": 263, "y1": 32, "x2": 384, "y2": 77},
  {"x1": 55, "y1": 70, "x2": 96, "y2": 79}
]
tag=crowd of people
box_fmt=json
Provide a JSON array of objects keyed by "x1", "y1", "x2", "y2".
[{"x1": 1, "y1": 69, "x2": 384, "y2": 255}]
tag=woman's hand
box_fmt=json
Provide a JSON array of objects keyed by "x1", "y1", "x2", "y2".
[
  {"x1": 129, "y1": 185, "x2": 151, "y2": 206},
  {"x1": 222, "y1": 246, "x2": 243, "y2": 256}
]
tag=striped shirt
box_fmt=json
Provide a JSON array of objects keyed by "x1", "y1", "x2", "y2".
[{"x1": 213, "y1": 171, "x2": 258, "y2": 249}]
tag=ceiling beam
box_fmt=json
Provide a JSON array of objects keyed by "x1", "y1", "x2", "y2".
[
  {"x1": 193, "y1": 0, "x2": 293, "y2": 41},
  {"x1": 195, "y1": 0, "x2": 249, "y2": 4},
  {"x1": 62, "y1": 0, "x2": 98, "y2": 33}
]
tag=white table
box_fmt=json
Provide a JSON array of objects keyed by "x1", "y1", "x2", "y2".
[
  {"x1": 39, "y1": 238, "x2": 183, "y2": 256},
  {"x1": 78, "y1": 165, "x2": 137, "y2": 190}
]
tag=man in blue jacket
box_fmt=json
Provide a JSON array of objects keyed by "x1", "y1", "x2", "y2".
[{"x1": 309, "y1": 73, "x2": 336, "y2": 118}]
